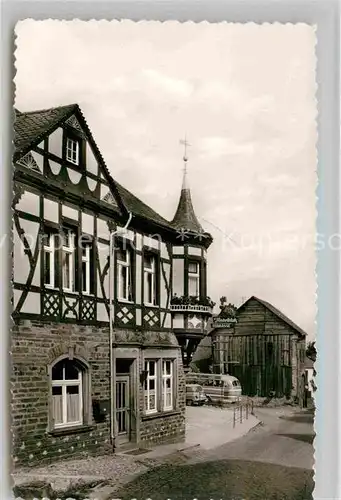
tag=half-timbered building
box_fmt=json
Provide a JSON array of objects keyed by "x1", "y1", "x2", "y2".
[
  {"x1": 210, "y1": 296, "x2": 307, "y2": 398},
  {"x1": 12, "y1": 104, "x2": 213, "y2": 465}
]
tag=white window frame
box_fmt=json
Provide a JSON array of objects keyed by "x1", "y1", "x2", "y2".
[
  {"x1": 82, "y1": 244, "x2": 91, "y2": 295},
  {"x1": 144, "y1": 360, "x2": 158, "y2": 415},
  {"x1": 162, "y1": 360, "x2": 174, "y2": 411},
  {"x1": 144, "y1": 253, "x2": 158, "y2": 306},
  {"x1": 117, "y1": 246, "x2": 133, "y2": 301},
  {"x1": 188, "y1": 261, "x2": 200, "y2": 298},
  {"x1": 43, "y1": 232, "x2": 55, "y2": 288},
  {"x1": 66, "y1": 137, "x2": 79, "y2": 165},
  {"x1": 62, "y1": 229, "x2": 76, "y2": 292},
  {"x1": 51, "y1": 361, "x2": 83, "y2": 428}
]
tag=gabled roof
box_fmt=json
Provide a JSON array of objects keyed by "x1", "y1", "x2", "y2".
[
  {"x1": 14, "y1": 105, "x2": 78, "y2": 156},
  {"x1": 115, "y1": 181, "x2": 172, "y2": 228},
  {"x1": 13, "y1": 104, "x2": 178, "y2": 231},
  {"x1": 240, "y1": 296, "x2": 307, "y2": 338}
]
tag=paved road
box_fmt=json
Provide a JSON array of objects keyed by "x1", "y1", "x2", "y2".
[
  {"x1": 116, "y1": 406, "x2": 315, "y2": 500},
  {"x1": 189, "y1": 406, "x2": 314, "y2": 470}
]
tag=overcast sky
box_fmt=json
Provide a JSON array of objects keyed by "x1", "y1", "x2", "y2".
[{"x1": 14, "y1": 20, "x2": 317, "y2": 338}]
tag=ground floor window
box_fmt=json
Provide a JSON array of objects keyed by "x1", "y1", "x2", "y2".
[
  {"x1": 51, "y1": 358, "x2": 87, "y2": 428},
  {"x1": 144, "y1": 358, "x2": 176, "y2": 414}
]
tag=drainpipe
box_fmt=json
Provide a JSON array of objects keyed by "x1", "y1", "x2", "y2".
[{"x1": 109, "y1": 212, "x2": 133, "y2": 451}]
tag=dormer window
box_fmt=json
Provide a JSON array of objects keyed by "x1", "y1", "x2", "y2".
[{"x1": 66, "y1": 137, "x2": 79, "y2": 165}]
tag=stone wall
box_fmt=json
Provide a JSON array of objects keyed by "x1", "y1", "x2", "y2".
[
  {"x1": 11, "y1": 320, "x2": 186, "y2": 466},
  {"x1": 11, "y1": 321, "x2": 111, "y2": 466}
]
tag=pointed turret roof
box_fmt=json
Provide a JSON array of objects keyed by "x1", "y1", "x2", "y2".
[{"x1": 171, "y1": 144, "x2": 204, "y2": 234}]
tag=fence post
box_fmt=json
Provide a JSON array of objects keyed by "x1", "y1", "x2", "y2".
[
  {"x1": 240, "y1": 403, "x2": 242, "y2": 424},
  {"x1": 246, "y1": 401, "x2": 249, "y2": 420},
  {"x1": 233, "y1": 407, "x2": 236, "y2": 428}
]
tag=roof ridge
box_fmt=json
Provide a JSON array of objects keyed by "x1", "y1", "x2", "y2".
[
  {"x1": 16, "y1": 103, "x2": 78, "y2": 116},
  {"x1": 241, "y1": 295, "x2": 307, "y2": 337}
]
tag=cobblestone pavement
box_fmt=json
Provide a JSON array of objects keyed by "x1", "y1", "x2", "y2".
[{"x1": 114, "y1": 407, "x2": 314, "y2": 500}]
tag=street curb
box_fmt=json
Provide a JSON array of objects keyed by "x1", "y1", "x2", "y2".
[{"x1": 177, "y1": 443, "x2": 201, "y2": 453}]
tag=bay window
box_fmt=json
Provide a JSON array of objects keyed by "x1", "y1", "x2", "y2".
[{"x1": 188, "y1": 261, "x2": 200, "y2": 297}]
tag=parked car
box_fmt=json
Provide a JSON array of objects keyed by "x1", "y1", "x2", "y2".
[
  {"x1": 186, "y1": 373, "x2": 242, "y2": 404},
  {"x1": 186, "y1": 384, "x2": 208, "y2": 406}
]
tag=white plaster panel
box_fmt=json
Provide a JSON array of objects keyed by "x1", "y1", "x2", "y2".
[
  {"x1": 172, "y1": 246, "x2": 184, "y2": 255},
  {"x1": 67, "y1": 169, "x2": 82, "y2": 185},
  {"x1": 13, "y1": 289, "x2": 22, "y2": 311},
  {"x1": 48, "y1": 127, "x2": 63, "y2": 158},
  {"x1": 44, "y1": 198, "x2": 59, "y2": 223},
  {"x1": 86, "y1": 143, "x2": 98, "y2": 175},
  {"x1": 13, "y1": 227, "x2": 29, "y2": 284},
  {"x1": 82, "y1": 213, "x2": 94, "y2": 236},
  {"x1": 49, "y1": 160, "x2": 62, "y2": 175},
  {"x1": 37, "y1": 141, "x2": 44, "y2": 149},
  {"x1": 135, "y1": 254, "x2": 142, "y2": 304},
  {"x1": 136, "y1": 308, "x2": 142, "y2": 326},
  {"x1": 188, "y1": 246, "x2": 202, "y2": 257},
  {"x1": 16, "y1": 191, "x2": 40, "y2": 217},
  {"x1": 97, "y1": 303, "x2": 109, "y2": 322},
  {"x1": 31, "y1": 152, "x2": 44, "y2": 173},
  {"x1": 164, "y1": 313, "x2": 172, "y2": 329},
  {"x1": 97, "y1": 218, "x2": 109, "y2": 240},
  {"x1": 172, "y1": 259, "x2": 184, "y2": 296},
  {"x1": 20, "y1": 219, "x2": 40, "y2": 253},
  {"x1": 160, "y1": 262, "x2": 170, "y2": 308},
  {"x1": 97, "y1": 268, "x2": 103, "y2": 299},
  {"x1": 172, "y1": 314, "x2": 184, "y2": 329},
  {"x1": 101, "y1": 184, "x2": 110, "y2": 199},
  {"x1": 63, "y1": 204, "x2": 78, "y2": 221},
  {"x1": 160, "y1": 242, "x2": 170, "y2": 259},
  {"x1": 21, "y1": 292, "x2": 40, "y2": 314},
  {"x1": 144, "y1": 235, "x2": 160, "y2": 250},
  {"x1": 31, "y1": 253, "x2": 41, "y2": 287},
  {"x1": 135, "y1": 233, "x2": 143, "y2": 251},
  {"x1": 86, "y1": 177, "x2": 97, "y2": 192}
]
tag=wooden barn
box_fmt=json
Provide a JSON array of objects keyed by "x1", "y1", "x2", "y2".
[{"x1": 210, "y1": 297, "x2": 307, "y2": 398}]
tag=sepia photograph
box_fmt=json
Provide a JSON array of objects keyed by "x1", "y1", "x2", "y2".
[{"x1": 12, "y1": 20, "x2": 317, "y2": 499}]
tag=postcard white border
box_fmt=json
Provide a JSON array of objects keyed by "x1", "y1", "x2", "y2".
[{"x1": 2, "y1": 1, "x2": 340, "y2": 499}]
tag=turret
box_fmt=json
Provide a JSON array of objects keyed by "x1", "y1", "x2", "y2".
[{"x1": 170, "y1": 139, "x2": 214, "y2": 370}]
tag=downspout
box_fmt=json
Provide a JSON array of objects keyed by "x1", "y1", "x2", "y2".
[{"x1": 109, "y1": 212, "x2": 133, "y2": 451}]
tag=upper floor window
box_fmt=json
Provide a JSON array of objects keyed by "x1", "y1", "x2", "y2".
[
  {"x1": 51, "y1": 359, "x2": 83, "y2": 428},
  {"x1": 117, "y1": 245, "x2": 133, "y2": 301},
  {"x1": 43, "y1": 231, "x2": 57, "y2": 288},
  {"x1": 144, "y1": 252, "x2": 159, "y2": 306},
  {"x1": 66, "y1": 137, "x2": 79, "y2": 165},
  {"x1": 188, "y1": 261, "x2": 200, "y2": 297},
  {"x1": 81, "y1": 239, "x2": 94, "y2": 295},
  {"x1": 62, "y1": 229, "x2": 76, "y2": 292}
]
